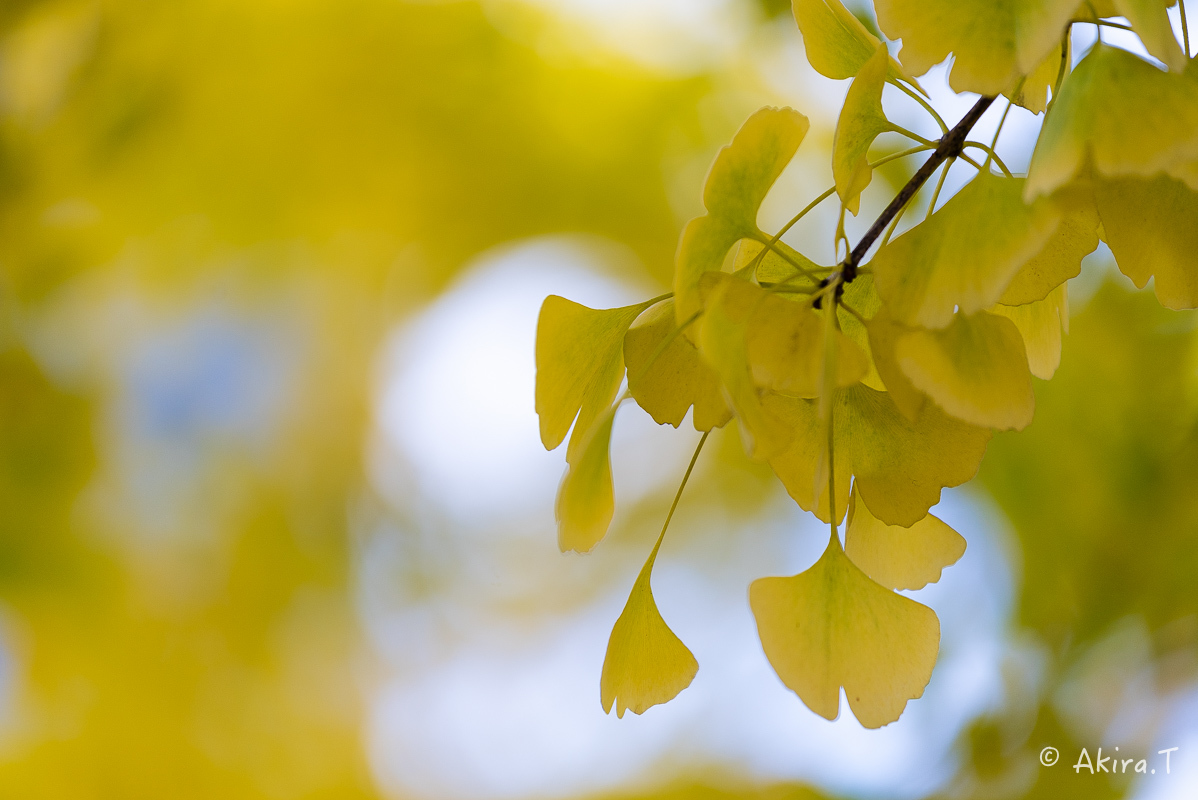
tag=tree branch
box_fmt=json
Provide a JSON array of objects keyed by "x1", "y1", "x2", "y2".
[{"x1": 841, "y1": 95, "x2": 995, "y2": 283}]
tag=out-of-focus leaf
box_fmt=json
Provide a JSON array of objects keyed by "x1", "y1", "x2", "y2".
[
  {"x1": 999, "y1": 202, "x2": 1098, "y2": 305},
  {"x1": 555, "y1": 406, "x2": 618, "y2": 553},
  {"x1": 992, "y1": 283, "x2": 1069, "y2": 379},
  {"x1": 1115, "y1": 0, "x2": 1187, "y2": 73},
  {"x1": 845, "y1": 486, "x2": 965, "y2": 590}
]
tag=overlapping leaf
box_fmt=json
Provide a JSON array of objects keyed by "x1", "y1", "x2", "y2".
[
  {"x1": 793, "y1": 0, "x2": 911, "y2": 82},
  {"x1": 872, "y1": 172, "x2": 1060, "y2": 329},
  {"x1": 844, "y1": 486, "x2": 965, "y2": 591},
  {"x1": 999, "y1": 201, "x2": 1098, "y2": 305},
  {"x1": 750, "y1": 534, "x2": 940, "y2": 728},
  {"x1": 991, "y1": 283, "x2": 1069, "y2": 379},
  {"x1": 555, "y1": 407, "x2": 618, "y2": 553},
  {"x1": 675, "y1": 107, "x2": 810, "y2": 326},
  {"x1": 833, "y1": 45, "x2": 892, "y2": 216},
  {"x1": 1115, "y1": 0, "x2": 1188, "y2": 73}
]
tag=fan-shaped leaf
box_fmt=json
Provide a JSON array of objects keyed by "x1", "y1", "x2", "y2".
[
  {"x1": 793, "y1": 0, "x2": 911, "y2": 82},
  {"x1": 845, "y1": 487, "x2": 965, "y2": 591},
  {"x1": 992, "y1": 283, "x2": 1069, "y2": 379},
  {"x1": 999, "y1": 201, "x2": 1098, "y2": 305},
  {"x1": 555, "y1": 406, "x2": 618, "y2": 553},
  {"x1": 1115, "y1": 0, "x2": 1187, "y2": 73}
]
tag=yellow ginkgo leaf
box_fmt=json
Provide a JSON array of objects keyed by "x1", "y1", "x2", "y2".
[
  {"x1": 733, "y1": 238, "x2": 825, "y2": 286},
  {"x1": 874, "y1": 0, "x2": 1077, "y2": 96},
  {"x1": 844, "y1": 486, "x2": 965, "y2": 591},
  {"x1": 675, "y1": 107, "x2": 811, "y2": 326},
  {"x1": 555, "y1": 406, "x2": 617, "y2": 553},
  {"x1": 764, "y1": 385, "x2": 990, "y2": 526},
  {"x1": 750, "y1": 533, "x2": 940, "y2": 728},
  {"x1": 1092, "y1": 174, "x2": 1198, "y2": 310},
  {"x1": 991, "y1": 283, "x2": 1068, "y2": 379},
  {"x1": 1025, "y1": 45, "x2": 1198, "y2": 200},
  {"x1": 1115, "y1": 0, "x2": 1188, "y2": 73},
  {"x1": 792, "y1": 0, "x2": 912, "y2": 82},
  {"x1": 833, "y1": 45, "x2": 891, "y2": 216},
  {"x1": 536, "y1": 295, "x2": 648, "y2": 457},
  {"x1": 624, "y1": 300, "x2": 732, "y2": 431},
  {"x1": 601, "y1": 539, "x2": 698, "y2": 717},
  {"x1": 872, "y1": 172, "x2": 1060, "y2": 329},
  {"x1": 1006, "y1": 35, "x2": 1065, "y2": 115},
  {"x1": 865, "y1": 306, "x2": 927, "y2": 420},
  {"x1": 896, "y1": 311, "x2": 1035, "y2": 430},
  {"x1": 999, "y1": 200, "x2": 1098, "y2": 305},
  {"x1": 698, "y1": 276, "x2": 795, "y2": 460},
  {"x1": 838, "y1": 273, "x2": 886, "y2": 391}
]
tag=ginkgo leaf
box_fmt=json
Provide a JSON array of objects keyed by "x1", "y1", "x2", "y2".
[
  {"x1": 793, "y1": 0, "x2": 912, "y2": 82},
  {"x1": 601, "y1": 540, "x2": 698, "y2": 717},
  {"x1": 733, "y1": 238, "x2": 824, "y2": 286},
  {"x1": 838, "y1": 273, "x2": 886, "y2": 391},
  {"x1": 1094, "y1": 174, "x2": 1198, "y2": 310},
  {"x1": 999, "y1": 201, "x2": 1098, "y2": 305},
  {"x1": 1006, "y1": 35, "x2": 1065, "y2": 115},
  {"x1": 536, "y1": 296, "x2": 647, "y2": 457},
  {"x1": 833, "y1": 45, "x2": 891, "y2": 216},
  {"x1": 555, "y1": 406, "x2": 617, "y2": 553},
  {"x1": 991, "y1": 283, "x2": 1068, "y2": 379},
  {"x1": 1025, "y1": 44, "x2": 1198, "y2": 200},
  {"x1": 874, "y1": 0, "x2": 1077, "y2": 96},
  {"x1": 698, "y1": 275, "x2": 795, "y2": 460},
  {"x1": 750, "y1": 533, "x2": 940, "y2": 728},
  {"x1": 675, "y1": 107, "x2": 811, "y2": 326},
  {"x1": 624, "y1": 300, "x2": 732, "y2": 431},
  {"x1": 872, "y1": 172, "x2": 1060, "y2": 329},
  {"x1": 764, "y1": 384, "x2": 990, "y2": 526},
  {"x1": 865, "y1": 307, "x2": 927, "y2": 420},
  {"x1": 895, "y1": 311, "x2": 1035, "y2": 430},
  {"x1": 1115, "y1": 0, "x2": 1188, "y2": 73},
  {"x1": 844, "y1": 486, "x2": 965, "y2": 590}
]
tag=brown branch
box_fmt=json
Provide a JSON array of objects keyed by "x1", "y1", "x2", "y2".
[{"x1": 842, "y1": 95, "x2": 995, "y2": 283}]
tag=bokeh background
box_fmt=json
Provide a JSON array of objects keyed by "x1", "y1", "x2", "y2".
[{"x1": 1, "y1": 0, "x2": 1197, "y2": 797}]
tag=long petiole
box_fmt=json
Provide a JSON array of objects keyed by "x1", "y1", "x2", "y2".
[
  {"x1": 1182, "y1": 1, "x2": 1191, "y2": 56},
  {"x1": 1072, "y1": 17, "x2": 1133, "y2": 31},
  {"x1": 890, "y1": 79, "x2": 949, "y2": 134},
  {"x1": 869, "y1": 143, "x2": 935, "y2": 168},
  {"x1": 963, "y1": 141, "x2": 1013, "y2": 176},
  {"x1": 926, "y1": 157, "x2": 954, "y2": 219},
  {"x1": 1047, "y1": 27, "x2": 1071, "y2": 116},
  {"x1": 746, "y1": 185, "x2": 837, "y2": 278},
  {"x1": 888, "y1": 123, "x2": 937, "y2": 148},
  {"x1": 645, "y1": 430, "x2": 710, "y2": 563},
  {"x1": 756, "y1": 237, "x2": 821, "y2": 284}
]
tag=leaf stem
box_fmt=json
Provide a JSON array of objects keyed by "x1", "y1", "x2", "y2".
[
  {"x1": 646, "y1": 430, "x2": 710, "y2": 565},
  {"x1": 1047, "y1": 27, "x2": 1072, "y2": 116},
  {"x1": 926, "y1": 157, "x2": 954, "y2": 219},
  {"x1": 963, "y1": 141, "x2": 1012, "y2": 176},
  {"x1": 869, "y1": 143, "x2": 934, "y2": 168},
  {"x1": 888, "y1": 123, "x2": 936, "y2": 148},
  {"x1": 842, "y1": 95, "x2": 996, "y2": 282},
  {"x1": 889, "y1": 79, "x2": 949, "y2": 134},
  {"x1": 1182, "y1": 1, "x2": 1191, "y2": 57},
  {"x1": 746, "y1": 186, "x2": 837, "y2": 278}
]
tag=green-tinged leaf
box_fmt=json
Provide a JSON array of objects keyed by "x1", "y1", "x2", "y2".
[
  {"x1": 875, "y1": 0, "x2": 1078, "y2": 96},
  {"x1": 872, "y1": 172, "x2": 1060, "y2": 329},
  {"x1": 765, "y1": 385, "x2": 990, "y2": 526},
  {"x1": 675, "y1": 107, "x2": 810, "y2": 326},
  {"x1": 555, "y1": 406, "x2": 617, "y2": 553},
  {"x1": 839, "y1": 273, "x2": 886, "y2": 391},
  {"x1": 698, "y1": 275, "x2": 795, "y2": 459},
  {"x1": 866, "y1": 306, "x2": 927, "y2": 420},
  {"x1": 992, "y1": 283, "x2": 1068, "y2": 379},
  {"x1": 601, "y1": 543, "x2": 698, "y2": 717},
  {"x1": 999, "y1": 200, "x2": 1098, "y2": 304},
  {"x1": 624, "y1": 300, "x2": 732, "y2": 431},
  {"x1": 896, "y1": 311, "x2": 1036, "y2": 430},
  {"x1": 1094, "y1": 174, "x2": 1198, "y2": 310},
  {"x1": 833, "y1": 45, "x2": 891, "y2": 216},
  {"x1": 793, "y1": 0, "x2": 910, "y2": 82},
  {"x1": 1115, "y1": 0, "x2": 1188, "y2": 73},
  {"x1": 536, "y1": 295, "x2": 646, "y2": 456},
  {"x1": 845, "y1": 486, "x2": 966, "y2": 590},
  {"x1": 734, "y1": 238, "x2": 825, "y2": 286},
  {"x1": 750, "y1": 534, "x2": 940, "y2": 728},
  {"x1": 1026, "y1": 44, "x2": 1198, "y2": 199}
]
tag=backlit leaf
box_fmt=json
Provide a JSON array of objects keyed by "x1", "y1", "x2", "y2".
[
  {"x1": 1007, "y1": 36, "x2": 1065, "y2": 115},
  {"x1": 624, "y1": 300, "x2": 732, "y2": 431},
  {"x1": 874, "y1": 0, "x2": 1077, "y2": 96},
  {"x1": 734, "y1": 238, "x2": 824, "y2": 286},
  {"x1": 1115, "y1": 0, "x2": 1188, "y2": 73},
  {"x1": 765, "y1": 385, "x2": 990, "y2": 526},
  {"x1": 555, "y1": 406, "x2": 618, "y2": 553},
  {"x1": 872, "y1": 172, "x2": 1060, "y2": 329},
  {"x1": 601, "y1": 539, "x2": 698, "y2": 717},
  {"x1": 1026, "y1": 44, "x2": 1198, "y2": 199},
  {"x1": 750, "y1": 534, "x2": 940, "y2": 728},
  {"x1": 793, "y1": 0, "x2": 910, "y2": 82},
  {"x1": 1094, "y1": 174, "x2": 1198, "y2": 310},
  {"x1": 991, "y1": 283, "x2": 1069, "y2": 379},
  {"x1": 999, "y1": 201, "x2": 1098, "y2": 305},
  {"x1": 675, "y1": 107, "x2": 811, "y2": 326},
  {"x1": 896, "y1": 311, "x2": 1036, "y2": 430},
  {"x1": 838, "y1": 273, "x2": 886, "y2": 391},
  {"x1": 866, "y1": 306, "x2": 927, "y2": 420},
  {"x1": 536, "y1": 295, "x2": 646, "y2": 457},
  {"x1": 845, "y1": 486, "x2": 966, "y2": 591},
  {"x1": 833, "y1": 45, "x2": 892, "y2": 216}
]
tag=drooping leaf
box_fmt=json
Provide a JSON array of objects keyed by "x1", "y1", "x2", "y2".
[
  {"x1": 1115, "y1": 0, "x2": 1188, "y2": 73},
  {"x1": 838, "y1": 273, "x2": 886, "y2": 391},
  {"x1": 536, "y1": 296, "x2": 647, "y2": 457},
  {"x1": 833, "y1": 45, "x2": 892, "y2": 216},
  {"x1": 895, "y1": 311, "x2": 1036, "y2": 430},
  {"x1": 624, "y1": 300, "x2": 732, "y2": 431},
  {"x1": 991, "y1": 283, "x2": 1069, "y2": 379},
  {"x1": 1006, "y1": 35, "x2": 1066, "y2": 115},
  {"x1": 675, "y1": 107, "x2": 811, "y2": 326},
  {"x1": 865, "y1": 306, "x2": 927, "y2": 420},
  {"x1": 792, "y1": 0, "x2": 911, "y2": 82},
  {"x1": 750, "y1": 534, "x2": 940, "y2": 728},
  {"x1": 601, "y1": 540, "x2": 698, "y2": 717},
  {"x1": 1093, "y1": 174, "x2": 1198, "y2": 311},
  {"x1": 874, "y1": 0, "x2": 1078, "y2": 96},
  {"x1": 999, "y1": 200, "x2": 1098, "y2": 305},
  {"x1": 872, "y1": 172, "x2": 1060, "y2": 329},
  {"x1": 765, "y1": 384, "x2": 990, "y2": 526},
  {"x1": 844, "y1": 486, "x2": 966, "y2": 590},
  {"x1": 555, "y1": 406, "x2": 618, "y2": 553},
  {"x1": 1026, "y1": 44, "x2": 1198, "y2": 199}
]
